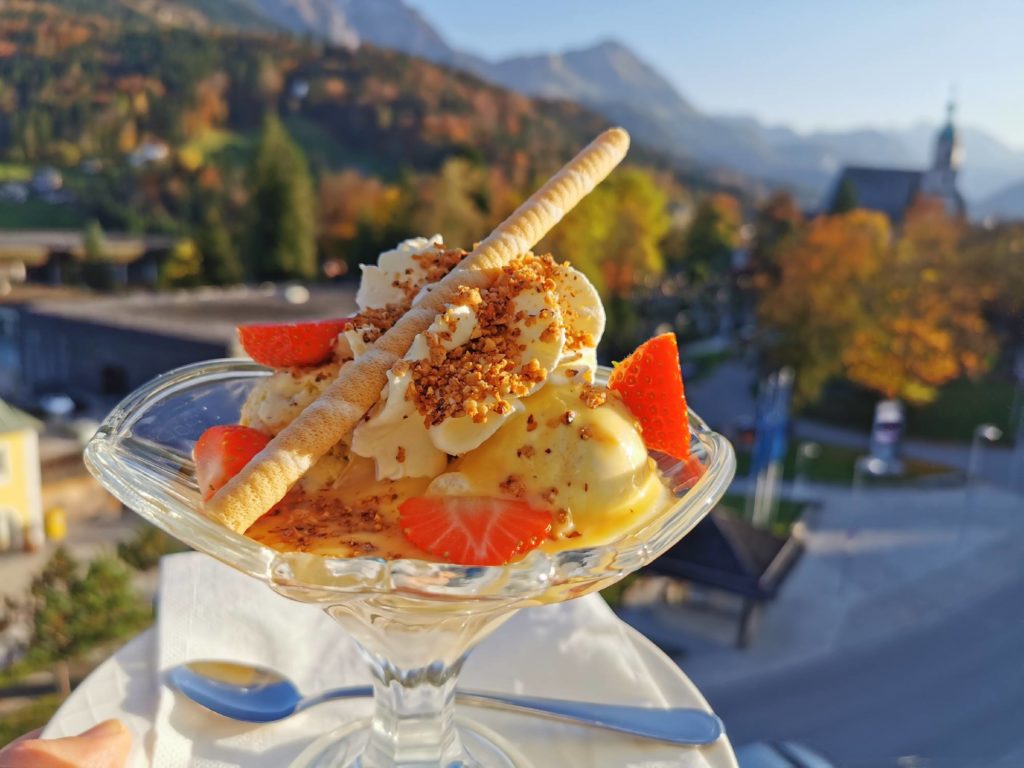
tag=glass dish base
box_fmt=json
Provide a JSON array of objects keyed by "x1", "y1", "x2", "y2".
[{"x1": 291, "y1": 716, "x2": 530, "y2": 768}]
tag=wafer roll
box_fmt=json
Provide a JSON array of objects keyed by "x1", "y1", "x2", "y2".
[{"x1": 207, "y1": 127, "x2": 631, "y2": 532}]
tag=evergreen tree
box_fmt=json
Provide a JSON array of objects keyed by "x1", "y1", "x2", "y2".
[
  {"x1": 83, "y1": 219, "x2": 106, "y2": 262},
  {"x1": 830, "y1": 178, "x2": 858, "y2": 214},
  {"x1": 197, "y1": 208, "x2": 244, "y2": 285},
  {"x1": 81, "y1": 219, "x2": 115, "y2": 291},
  {"x1": 246, "y1": 113, "x2": 317, "y2": 281},
  {"x1": 14, "y1": 548, "x2": 150, "y2": 696}
]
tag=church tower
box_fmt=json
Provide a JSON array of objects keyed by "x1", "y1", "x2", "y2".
[
  {"x1": 920, "y1": 98, "x2": 966, "y2": 217},
  {"x1": 932, "y1": 99, "x2": 963, "y2": 174}
]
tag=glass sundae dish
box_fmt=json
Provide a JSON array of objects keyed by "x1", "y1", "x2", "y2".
[{"x1": 84, "y1": 129, "x2": 735, "y2": 767}]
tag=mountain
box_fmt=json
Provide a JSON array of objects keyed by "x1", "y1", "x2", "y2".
[
  {"x1": 246, "y1": 0, "x2": 359, "y2": 47},
  {"x1": 977, "y1": 180, "x2": 1024, "y2": 221},
  {"x1": 113, "y1": 0, "x2": 1024, "y2": 208},
  {"x1": 2, "y1": 1, "x2": 616, "y2": 181},
  {"x1": 484, "y1": 40, "x2": 698, "y2": 121},
  {"x1": 274, "y1": 0, "x2": 1024, "y2": 209}
]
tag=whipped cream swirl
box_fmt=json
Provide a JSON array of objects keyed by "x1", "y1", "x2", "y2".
[{"x1": 349, "y1": 238, "x2": 605, "y2": 480}]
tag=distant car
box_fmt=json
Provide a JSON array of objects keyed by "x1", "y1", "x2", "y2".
[{"x1": 735, "y1": 741, "x2": 836, "y2": 768}]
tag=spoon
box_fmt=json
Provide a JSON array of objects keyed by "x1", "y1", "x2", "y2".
[{"x1": 169, "y1": 661, "x2": 724, "y2": 746}]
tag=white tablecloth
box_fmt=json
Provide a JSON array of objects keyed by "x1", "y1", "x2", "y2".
[{"x1": 46, "y1": 552, "x2": 735, "y2": 768}]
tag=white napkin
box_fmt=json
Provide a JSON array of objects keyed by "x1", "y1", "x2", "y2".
[{"x1": 154, "y1": 552, "x2": 719, "y2": 767}]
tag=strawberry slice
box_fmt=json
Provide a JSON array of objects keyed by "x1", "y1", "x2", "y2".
[
  {"x1": 193, "y1": 425, "x2": 270, "y2": 501},
  {"x1": 399, "y1": 496, "x2": 552, "y2": 565},
  {"x1": 238, "y1": 318, "x2": 354, "y2": 368},
  {"x1": 608, "y1": 333, "x2": 692, "y2": 461}
]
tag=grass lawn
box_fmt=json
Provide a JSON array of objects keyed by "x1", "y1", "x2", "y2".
[
  {"x1": 0, "y1": 163, "x2": 31, "y2": 182},
  {"x1": 735, "y1": 441, "x2": 955, "y2": 486},
  {"x1": 806, "y1": 377, "x2": 1019, "y2": 444},
  {"x1": 683, "y1": 348, "x2": 733, "y2": 384},
  {"x1": 718, "y1": 491, "x2": 809, "y2": 537},
  {"x1": 0, "y1": 200, "x2": 88, "y2": 230},
  {"x1": 0, "y1": 693, "x2": 62, "y2": 745},
  {"x1": 906, "y1": 378, "x2": 1018, "y2": 443}
]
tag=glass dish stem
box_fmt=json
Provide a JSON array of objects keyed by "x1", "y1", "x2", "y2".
[
  {"x1": 296, "y1": 598, "x2": 522, "y2": 767},
  {"x1": 362, "y1": 652, "x2": 464, "y2": 765}
]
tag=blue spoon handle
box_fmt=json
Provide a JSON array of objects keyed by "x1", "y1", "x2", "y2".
[{"x1": 300, "y1": 687, "x2": 724, "y2": 746}]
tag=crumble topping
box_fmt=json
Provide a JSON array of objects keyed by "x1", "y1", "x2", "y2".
[
  {"x1": 405, "y1": 253, "x2": 564, "y2": 428},
  {"x1": 579, "y1": 384, "x2": 609, "y2": 409},
  {"x1": 351, "y1": 247, "x2": 469, "y2": 345}
]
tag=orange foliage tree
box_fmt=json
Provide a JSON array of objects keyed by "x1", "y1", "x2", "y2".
[
  {"x1": 758, "y1": 200, "x2": 994, "y2": 406},
  {"x1": 757, "y1": 210, "x2": 890, "y2": 405},
  {"x1": 842, "y1": 199, "x2": 993, "y2": 404},
  {"x1": 541, "y1": 166, "x2": 669, "y2": 298}
]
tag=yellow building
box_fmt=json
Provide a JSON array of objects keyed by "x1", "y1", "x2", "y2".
[{"x1": 0, "y1": 400, "x2": 43, "y2": 550}]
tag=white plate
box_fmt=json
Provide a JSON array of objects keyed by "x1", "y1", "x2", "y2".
[{"x1": 45, "y1": 626, "x2": 736, "y2": 768}]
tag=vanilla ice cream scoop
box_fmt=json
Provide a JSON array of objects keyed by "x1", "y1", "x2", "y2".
[{"x1": 430, "y1": 383, "x2": 667, "y2": 543}]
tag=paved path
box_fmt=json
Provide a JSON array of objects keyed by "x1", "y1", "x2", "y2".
[
  {"x1": 621, "y1": 483, "x2": 1024, "y2": 766},
  {"x1": 688, "y1": 358, "x2": 1023, "y2": 489}
]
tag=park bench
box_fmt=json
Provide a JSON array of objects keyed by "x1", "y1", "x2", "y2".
[{"x1": 645, "y1": 509, "x2": 804, "y2": 647}]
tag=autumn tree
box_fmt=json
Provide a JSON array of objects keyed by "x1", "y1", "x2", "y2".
[
  {"x1": 676, "y1": 193, "x2": 742, "y2": 280},
  {"x1": 408, "y1": 158, "x2": 488, "y2": 253},
  {"x1": 842, "y1": 198, "x2": 994, "y2": 404},
  {"x1": 182, "y1": 72, "x2": 229, "y2": 139},
  {"x1": 757, "y1": 210, "x2": 890, "y2": 405},
  {"x1": 749, "y1": 190, "x2": 803, "y2": 277},
  {"x1": 541, "y1": 167, "x2": 669, "y2": 298},
  {"x1": 963, "y1": 221, "x2": 1024, "y2": 347},
  {"x1": 319, "y1": 169, "x2": 406, "y2": 275},
  {"x1": 246, "y1": 113, "x2": 317, "y2": 281},
  {"x1": 159, "y1": 238, "x2": 203, "y2": 288}
]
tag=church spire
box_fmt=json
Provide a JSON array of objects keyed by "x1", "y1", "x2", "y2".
[{"x1": 933, "y1": 93, "x2": 962, "y2": 172}]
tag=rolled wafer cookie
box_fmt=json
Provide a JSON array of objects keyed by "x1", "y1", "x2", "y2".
[{"x1": 207, "y1": 127, "x2": 631, "y2": 532}]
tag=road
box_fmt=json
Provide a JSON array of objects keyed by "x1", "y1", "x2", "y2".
[{"x1": 704, "y1": 565, "x2": 1024, "y2": 767}]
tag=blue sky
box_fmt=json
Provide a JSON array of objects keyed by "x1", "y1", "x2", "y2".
[{"x1": 406, "y1": 0, "x2": 1024, "y2": 149}]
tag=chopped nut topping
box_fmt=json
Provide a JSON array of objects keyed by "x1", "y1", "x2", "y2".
[
  {"x1": 526, "y1": 414, "x2": 538, "y2": 432},
  {"x1": 516, "y1": 445, "x2": 536, "y2": 459},
  {"x1": 395, "y1": 446, "x2": 406, "y2": 463},
  {"x1": 406, "y1": 253, "x2": 566, "y2": 428},
  {"x1": 346, "y1": 249, "x2": 468, "y2": 346},
  {"x1": 499, "y1": 474, "x2": 527, "y2": 498},
  {"x1": 579, "y1": 384, "x2": 608, "y2": 409},
  {"x1": 578, "y1": 426, "x2": 592, "y2": 440},
  {"x1": 541, "y1": 487, "x2": 559, "y2": 504},
  {"x1": 561, "y1": 410, "x2": 576, "y2": 425}
]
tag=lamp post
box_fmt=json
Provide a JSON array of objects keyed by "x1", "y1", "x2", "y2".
[
  {"x1": 852, "y1": 455, "x2": 886, "y2": 505},
  {"x1": 968, "y1": 424, "x2": 1002, "y2": 483},
  {"x1": 966, "y1": 423, "x2": 1002, "y2": 519},
  {"x1": 793, "y1": 441, "x2": 821, "y2": 502}
]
